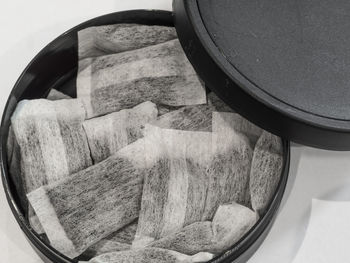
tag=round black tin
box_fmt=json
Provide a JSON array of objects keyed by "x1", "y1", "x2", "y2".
[
  {"x1": 0, "y1": 10, "x2": 290, "y2": 263},
  {"x1": 173, "y1": 0, "x2": 350, "y2": 150}
]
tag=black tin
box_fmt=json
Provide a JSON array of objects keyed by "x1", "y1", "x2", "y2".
[
  {"x1": 173, "y1": 0, "x2": 350, "y2": 150},
  {"x1": 0, "y1": 10, "x2": 290, "y2": 263}
]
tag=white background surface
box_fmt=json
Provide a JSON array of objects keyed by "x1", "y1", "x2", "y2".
[{"x1": 1, "y1": 1, "x2": 350, "y2": 262}]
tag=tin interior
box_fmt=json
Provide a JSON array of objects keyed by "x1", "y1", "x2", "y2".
[{"x1": 0, "y1": 10, "x2": 290, "y2": 263}]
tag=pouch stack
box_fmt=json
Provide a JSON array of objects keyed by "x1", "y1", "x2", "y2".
[{"x1": 7, "y1": 23, "x2": 284, "y2": 263}]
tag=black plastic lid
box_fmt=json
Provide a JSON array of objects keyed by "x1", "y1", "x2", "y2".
[{"x1": 173, "y1": 0, "x2": 350, "y2": 150}]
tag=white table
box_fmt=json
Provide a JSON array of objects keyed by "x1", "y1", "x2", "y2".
[{"x1": 1, "y1": 1, "x2": 350, "y2": 262}]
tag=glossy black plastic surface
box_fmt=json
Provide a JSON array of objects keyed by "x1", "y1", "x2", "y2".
[
  {"x1": 0, "y1": 10, "x2": 290, "y2": 263},
  {"x1": 173, "y1": 0, "x2": 350, "y2": 150}
]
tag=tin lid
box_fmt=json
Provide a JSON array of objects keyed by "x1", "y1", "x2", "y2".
[{"x1": 173, "y1": 0, "x2": 350, "y2": 150}]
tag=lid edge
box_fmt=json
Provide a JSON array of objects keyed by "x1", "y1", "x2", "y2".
[{"x1": 173, "y1": 0, "x2": 350, "y2": 150}]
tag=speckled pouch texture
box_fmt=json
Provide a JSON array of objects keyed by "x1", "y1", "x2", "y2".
[
  {"x1": 249, "y1": 131, "x2": 284, "y2": 214},
  {"x1": 26, "y1": 130, "x2": 170, "y2": 258},
  {"x1": 77, "y1": 39, "x2": 206, "y2": 118},
  {"x1": 10, "y1": 99, "x2": 92, "y2": 234},
  {"x1": 77, "y1": 221, "x2": 138, "y2": 260},
  {"x1": 149, "y1": 93, "x2": 241, "y2": 133},
  {"x1": 78, "y1": 24, "x2": 177, "y2": 60},
  {"x1": 47, "y1": 89, "x2": 72, "y2": 100},
  {"x1": 134, "y1": 127, "x2": 252, "y2": 248},
  {"x1": 11, "y1": 99, "x2": 92, "y2": 194},
  {"x1": 212, "y1": 111, "x2": 263, "y2": 148},
  {"x1": 150, "y1": 202, "x2": 258, "y2": 255},
  {"x1": 27, "y1": 153, "x2": 143, "y2": 258},
  {"x1": 83, "y1": 101, "x2": 158, "y2": 163}
]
